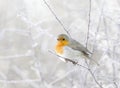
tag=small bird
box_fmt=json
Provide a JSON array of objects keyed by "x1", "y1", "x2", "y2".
[{"x1": 55, "y1": 34, "x2": 98, "y2": 65}]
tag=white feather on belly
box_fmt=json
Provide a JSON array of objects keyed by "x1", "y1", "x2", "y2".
[
  {"x1": 58, "y1": 46, "x2": 83, "y2": 61},
  {"x1": 57, "y1": 46, "x2": 99, "y2": 65}
]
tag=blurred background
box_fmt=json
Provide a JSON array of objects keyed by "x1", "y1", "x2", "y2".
[{"x1": 0, "y1": 0, "x2": 120, "y2": 88}]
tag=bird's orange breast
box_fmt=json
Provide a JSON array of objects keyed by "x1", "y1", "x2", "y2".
[
  {"x1": 55, "y1": 45, "x2": 64, "y2": 54},
  {"x1": 55, "y1": 40, "x2": 69, "y2": 54},
  {"x1": 55, "y1": 42, "x2": 64, "y2": 54}
]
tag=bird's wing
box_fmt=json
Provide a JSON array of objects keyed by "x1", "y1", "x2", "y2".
[{"x1": 68, "y1": 39, "x2": 91, "y2": 56}]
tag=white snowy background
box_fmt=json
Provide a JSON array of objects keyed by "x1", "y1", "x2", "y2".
[{"x1": 0, "y1": 0, "x2": 120, "y2": 88}]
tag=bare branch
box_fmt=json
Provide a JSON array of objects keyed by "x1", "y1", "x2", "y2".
[
  {"x1": 42, "y1": 0, "x2": 71, "y2": 37},
  {"x1": 86, "y1": 0, "x2": 92, "y2": 48}
]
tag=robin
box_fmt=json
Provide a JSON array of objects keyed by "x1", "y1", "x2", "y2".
[{"x1": 55, "y1": 34, "x2": 98, "y2": 65}]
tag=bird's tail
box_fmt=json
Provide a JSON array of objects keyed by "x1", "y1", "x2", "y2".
[{"x1": 88, "y1": 49, "x2": 103, "y2": 66}]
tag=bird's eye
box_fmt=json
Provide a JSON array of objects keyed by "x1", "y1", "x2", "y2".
[
  {"x1": 63, "y1": 38, "x2": 65, "y2": 40},
  {"x1": 57, "y1": 39, "x2": 59, "y2": 41}
]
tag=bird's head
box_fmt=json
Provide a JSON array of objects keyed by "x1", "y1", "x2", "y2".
[{"x1": 56, "y1": 34, "x2": 69, "y2": 46}]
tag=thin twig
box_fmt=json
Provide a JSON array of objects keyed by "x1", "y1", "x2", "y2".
[
  {"x1": 92, "y1": 3, "x2": 104, "y2": 53},
  {"x1": 103, "y1": 17, "x2": 109, "y2": 46},
  {"x1": 0, "y1": 79, "x2": 42, "y2": 84},
  {"x1": 86, "y1": 0, "x2": 92, "y2": 48},
  {"x1": 112, "y1": 63, "x2": 118, "y2": 88},
  {"x1": 85, "y1": 60, "x2": 103, "y2": 88},
  {"x1": 42, "y1": 0, "x2": 71, "y2": 37},
  {"x1": 112, "y1": 45, "x2": 118, "y2": 88},
  {"x1": 103, "y1": 7, "x2": 118, "y2": 88}
]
